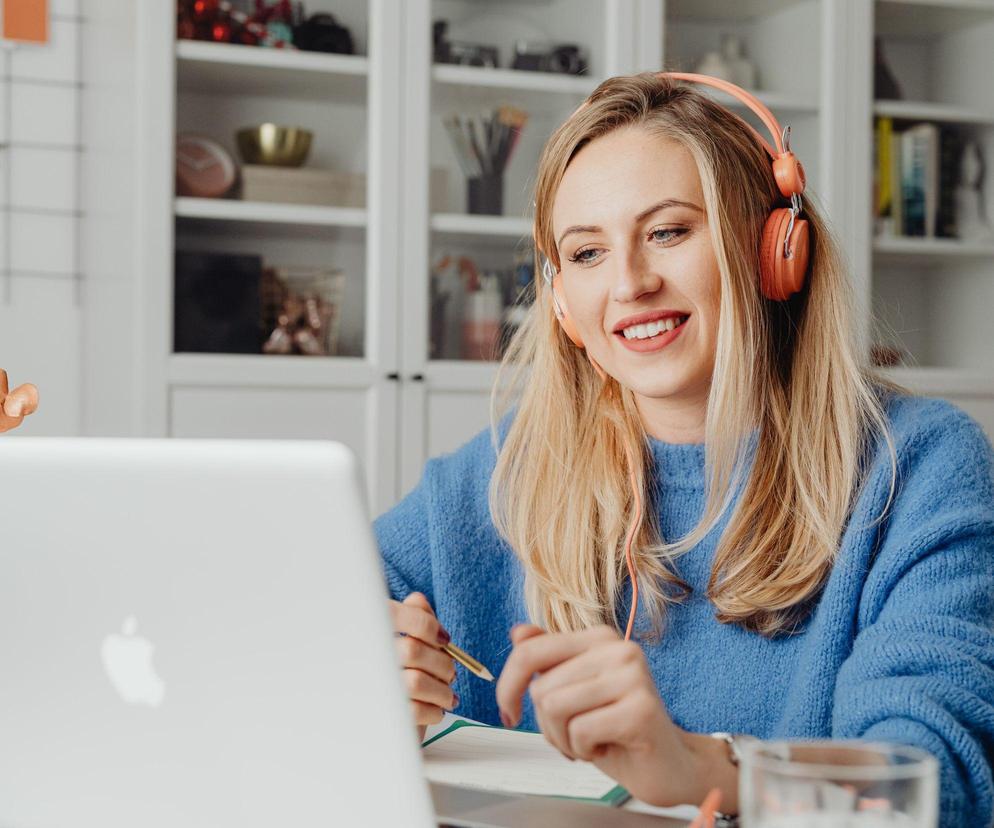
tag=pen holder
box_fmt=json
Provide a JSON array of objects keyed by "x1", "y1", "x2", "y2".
[{"x1": 467, "y1": 173, "x2": 503, "y2": 215}]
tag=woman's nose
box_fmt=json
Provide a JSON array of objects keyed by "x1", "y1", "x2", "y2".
[{"x1": 610, "y1": 249, "x2": 662, "y2": 303}]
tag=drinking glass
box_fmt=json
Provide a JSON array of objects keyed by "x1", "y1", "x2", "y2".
[{"x1": 740, "y1": 740, "x2": 939, "y2": 827}]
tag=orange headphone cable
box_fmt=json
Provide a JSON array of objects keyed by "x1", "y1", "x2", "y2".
[{"x1": 622, "y1": 440, "x2": 642, "y2": 641}]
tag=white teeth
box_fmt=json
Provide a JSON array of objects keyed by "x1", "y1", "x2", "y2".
[{"x1": 620, "y1": 316, "x2": 687, "y2": 340}]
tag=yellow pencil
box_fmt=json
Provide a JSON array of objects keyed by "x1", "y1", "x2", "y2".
[{"x1": 442, "y1": 641, "x2": 494, "y2": 682}]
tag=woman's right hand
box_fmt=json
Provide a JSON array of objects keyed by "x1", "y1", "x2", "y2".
[{"x1": 389, "y1": 592, "x2": 457, "y2": 736}]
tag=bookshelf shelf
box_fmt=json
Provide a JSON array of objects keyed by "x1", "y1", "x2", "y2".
[
  {"x1": 431, "y1": 64, "x2": 598, "y2": 96},
  {"x1": 873, "y1": 236, "x2": 994, "y2": 259},
  {"x1": 429, "y1": 213, "x2": 532, "y2": 241},
  {"x1": 174, "y1": 197, "x2": 367, "y2": 229},
  {"x1": 176, "y1": 40, "x2": 368, "y2": 101},
  {"x1": 874, "y1": 99, "x2": 994, "y2": 127}
]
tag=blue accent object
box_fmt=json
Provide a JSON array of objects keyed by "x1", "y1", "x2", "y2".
[{"x1": 373, "y1": 393, "x2": 994, "y2": 828}]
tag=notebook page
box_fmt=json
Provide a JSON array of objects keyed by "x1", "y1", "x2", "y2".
[{"x1": 421, "y1": 721, "x2": 620, "y2": 799}]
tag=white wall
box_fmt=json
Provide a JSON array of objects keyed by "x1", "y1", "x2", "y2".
[{"x1": 0, "y1": 0, "x2": 83, "y2": 436}]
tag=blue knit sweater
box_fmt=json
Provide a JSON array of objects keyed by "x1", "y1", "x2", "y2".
[{"x1": 373, "y1": 394, "x2": 994, "y2": 827}]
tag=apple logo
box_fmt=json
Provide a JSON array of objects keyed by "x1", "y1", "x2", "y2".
[{"x1": 100, "y1": 615, "x2": 166, "y2": 707}]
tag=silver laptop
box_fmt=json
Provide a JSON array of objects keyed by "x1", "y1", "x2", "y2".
[{"x1": 0, "y1": 437, "x2": 684, "y2": 828}]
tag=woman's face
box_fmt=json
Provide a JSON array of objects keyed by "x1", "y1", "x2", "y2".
[{"x1": 551, "y1": 126, "x2": 721, "y2": 428}]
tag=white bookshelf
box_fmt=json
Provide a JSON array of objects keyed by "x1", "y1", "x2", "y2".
[
  {"x1": 867, "y1": 0, "x2": 994, "y2": 433},
  {"x1": 116, "y1": 0, "x2": 994, "y2": 514}
]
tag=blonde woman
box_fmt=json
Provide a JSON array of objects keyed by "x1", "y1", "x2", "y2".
[{"x1": 374, "y1": 73, "x2": 994, "y2": 826}]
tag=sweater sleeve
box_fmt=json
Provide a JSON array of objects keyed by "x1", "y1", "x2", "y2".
[
  {"x1": 832, "y1": 403, "x2": 994, "y2": 828},
  {"x1": 371, "y1": 459, "x2": 437, "y2": 605}
]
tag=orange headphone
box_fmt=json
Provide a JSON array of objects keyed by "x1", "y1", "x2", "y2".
[{"x1": 542, "y1": 72, "x2": 811, "y2": 640}]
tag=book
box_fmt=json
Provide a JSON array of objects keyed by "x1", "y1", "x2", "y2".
[
  {"x1": 937, "y1": 126, "x2": 962, "y2": 238},
  {"x1": 890, "y1": 127, "x2": 903, "y2": 236},
  {"x1": 421, "y1": 717, "x2": 629, "y2": 806},
  {"x1": 901, "y1": 123, "x2": 939, "y2": 237}
]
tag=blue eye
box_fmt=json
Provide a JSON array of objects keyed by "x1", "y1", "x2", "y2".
[{"x1": 566, "y1": 228, "x2": 688, "y2": 266}]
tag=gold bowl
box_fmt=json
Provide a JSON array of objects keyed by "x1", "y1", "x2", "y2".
[{"x1": 236, "y1": 124, "x2": 313, "y2": 167}]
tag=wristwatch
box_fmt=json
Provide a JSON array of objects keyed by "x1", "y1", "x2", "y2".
[{"x1": 707, "y1": 732, "x2": 756, "y2": 827}]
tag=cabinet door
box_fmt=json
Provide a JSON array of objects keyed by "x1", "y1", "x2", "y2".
[{"x1": 170, "y1": 380, "x2": 398, "y2": 513}]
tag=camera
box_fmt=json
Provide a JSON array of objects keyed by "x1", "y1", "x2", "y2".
[
  {"x1": 511, "y1": 41, "x2": 588, "y2": 76},
  {"x1": 433, "y1": 20, "x2": 499, "y2": 69}
]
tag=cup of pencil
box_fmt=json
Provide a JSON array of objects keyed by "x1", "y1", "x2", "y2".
[{"x1": 442, "y1": 106, "x2": 528, "y2": 216}]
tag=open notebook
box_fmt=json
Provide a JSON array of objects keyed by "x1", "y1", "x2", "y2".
[{"x1": 421, "y1": 717, "x2": 629, "y2": 806}]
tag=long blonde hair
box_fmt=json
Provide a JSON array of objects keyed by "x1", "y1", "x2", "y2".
[{"x1": 489, "y1": 73, "x2": 898, "y2": 638}]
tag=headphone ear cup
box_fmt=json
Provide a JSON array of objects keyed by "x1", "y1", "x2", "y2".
[
  {"x1": 551, "y1": 274, "x2": 585, "y2": 348},
  {"x1": 760, "y1": 208, "x2": 809, "y2": 301}
]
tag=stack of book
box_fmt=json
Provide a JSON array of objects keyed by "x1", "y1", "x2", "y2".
[{"x1": 873, "y1": 116, "x2": 962, "y2": 238}]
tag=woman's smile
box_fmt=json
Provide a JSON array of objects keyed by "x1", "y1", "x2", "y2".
[{"x1": 615, "y1": 313, "x2": 690, "y2": 353}]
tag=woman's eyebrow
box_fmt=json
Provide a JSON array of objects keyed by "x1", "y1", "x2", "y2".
[{"x1": 556, "y1": 198, "x2": 702, "y2": 250}]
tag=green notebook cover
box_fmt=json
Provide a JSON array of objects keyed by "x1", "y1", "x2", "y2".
[{"x1": 421, "y1": 718, "x2": 630, "y2": 807}]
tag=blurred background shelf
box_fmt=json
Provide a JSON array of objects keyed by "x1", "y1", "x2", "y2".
[
  {"x1": 174, "y1": 197, "x2": 368, "y2": 229},
  {"x1": 873, "y1": 236, "x2": 994, "y2": 260},
  {"x1": 429, "y1": 213, "x2": 532, "y2": 240},
  {"x1": 176, "y1": 39, "x2": 368, "y2": 101},
  {"x1": 873, "y1": 99, "x2": 994, "y2": 126}
]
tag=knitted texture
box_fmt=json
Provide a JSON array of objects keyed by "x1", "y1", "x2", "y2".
[{"x1": 373, "y1": 394, "x2": 994, "y2": 827}]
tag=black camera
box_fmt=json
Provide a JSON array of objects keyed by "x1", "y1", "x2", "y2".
[
  {"x1": 433, "y1": 20, "x2": 499, "y2": 68},
  {"x1": 511, "y1": 41, "x2": 588, "y2": 76}
]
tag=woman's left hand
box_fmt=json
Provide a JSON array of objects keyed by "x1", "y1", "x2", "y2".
[{"x1": 495, "y1": 623, "x2": 706, "y2": 808}]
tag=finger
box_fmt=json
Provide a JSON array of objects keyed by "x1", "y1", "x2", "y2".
[
  {"x1": 531, "y1": 639, "x2": 640, "y2": 705},
  {"x1": 0, "y1": 369, "x2": 8, "y2": 399},
  {"x1": 395, "y1": 633, "x2": 455, "y2": 684},
  {"x1": 4, "y1": 383, "x2": 38, "y2": 418},
  {"x1": 510, "y1": 623, "x2": 544, "y2": 645},
  {"x1": 567, "y1": 691, "x2": 649, "y2": 762},
  {"x1": 403, "y1": 667, "x2": 458, "y2": 712},
  {"x1": 389, "y1": 599, "x2": 449, "y2": 646},
  {"x1": 411, "y1": 700, "x2": 445, "y2": 727},
  {"x1": 496, "y1": 625, "x2": 617, "y2": 727},
  {"x1": 534, "y1": 673, "x2": 626, "y2": 760},
  {"x1": 403, "y1": 591, "x2": 435, "y2": 615},
  {"x1": 0, "y1": 410, "x2": 23, "y2": 433}
]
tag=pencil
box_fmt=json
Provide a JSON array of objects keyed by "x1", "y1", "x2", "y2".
[{"x1": 442, "y1": 640, "x2": 494, "y2": 682}]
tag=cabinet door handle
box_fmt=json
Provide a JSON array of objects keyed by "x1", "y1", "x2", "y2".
[
  {"x1": 410, "y1": 374, "x2": 425, "y2": 382},
  {"x1": 386, "y1": 372, "x2": 400, "y2": 381}
]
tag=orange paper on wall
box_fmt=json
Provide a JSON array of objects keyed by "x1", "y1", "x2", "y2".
[{"x1": 2, "y1": 0, "x2": 49, "y2": 44}]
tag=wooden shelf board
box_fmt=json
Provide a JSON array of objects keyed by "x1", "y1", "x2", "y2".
[
  {"x1": 666, "y1": 0, "x2": 799, "y2": 21},
  {"x1": 430, "y1": 213, "x2": 532, "y2": 240},
  {"x1": 432, "y1": 63, "x2": 598, "y2": 95},
  {"x1": 874, "y1": 99, "x2": 994, "y2": 126},
  {"x1": 873, "y1": 236, "x2": 994, "y2": 259},
  {"x1": 176, "y1": 40, "x2": 368, "y2": 102},
  {"x1": 175, "y1": 197, "x2": 367, "y2": 229}
]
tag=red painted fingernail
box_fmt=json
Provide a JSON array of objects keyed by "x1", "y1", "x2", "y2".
[{"x1": 437, "y1": 627, "x2": 451, "y2": 645}]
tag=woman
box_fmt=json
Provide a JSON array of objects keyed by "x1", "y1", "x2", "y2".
[
  {"x1": 374, "y1": 73, "x2": 994, "y2": 826},
  {"x1": 0, "y1": 370, "x2": 38, "y2": 433}
]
